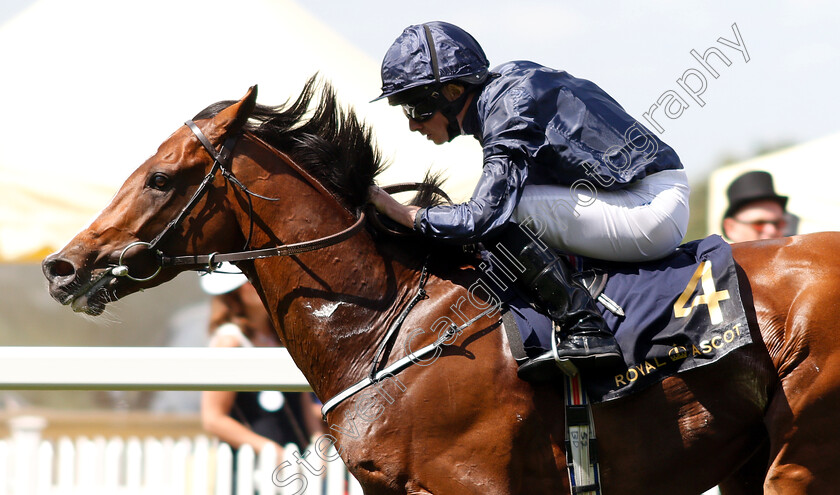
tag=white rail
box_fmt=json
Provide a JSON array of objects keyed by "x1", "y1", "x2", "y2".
[
  {"x1": 0, "y1": 347, "x2": 310, "y2": 391},
  {"x1": 0, "y1": 348, "x2": 362, "y2": 494},
  {"x1": 0, "y1": 423, "x2": 363, "y2": 495}
]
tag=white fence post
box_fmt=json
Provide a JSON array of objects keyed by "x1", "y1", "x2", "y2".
[
  {"x1": 323, "y1": 445, "x2": 344, "y2": 495},
  {"x1": 235, "y1": 445, "x2": 255, "y2": 495},
  {"x1": 0, "y1": 440, "x2": 9, "y2": 495},
  {"x1": 171, "y1": 437, "x2": 192, "y2": 495},
  {"x1": 143, "y1": 436, "x2": 165, "y2": 490},
  {"x1": 256, "y1": 443, "x2": 279, "y2": 495},
  {"x1": 104, "y1": 437, "x2": 124, "y2": 490},
  {"x1": 160, "y1": 436, "x2": 175, "y2": 489},
  {"x1": 1, "y1": 430, "x2": 364, "y2": 495},
  {"x1": 192, "y1": 435, "x2": 211, "y2": 495},
  {"x1": 214, "y1": 442, "x2": 233, "y2": 495},
  {"x1": 348, "y1": 468, "x2": 364, "y2": 495},
  {"x1": 274, "y1": 443, "x2": 298, "y2": 495},
  {"x1": 300, "y1": 446, "x2": 324, "y2": 495},
  {"x1": 125, "y1": 436, "x2": 143, "y2": 490},
  {"x1": 75, "y1": 436, "x2": 98, "y2": 491},
  {"x1": 8, "y1": 415, "x2": 47, "y2": 495},
  {"x1": 35, "y1": 441, "x2": 53, "y2": 495},
  {"x1": 56, "y1": 436, "x2": 74, "y2": 492}
]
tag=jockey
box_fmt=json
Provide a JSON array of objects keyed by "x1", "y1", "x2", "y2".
[{"x1": 368, "y1": 21, "x2": 690, "y2": 374}]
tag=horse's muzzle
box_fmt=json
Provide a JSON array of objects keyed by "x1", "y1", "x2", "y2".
[
  {"x1": 42, "y1": 254, "x2": 116, "y2": 314},
  {"x1": 42, "y1": 254, "x2": 79, "y2": 302}
]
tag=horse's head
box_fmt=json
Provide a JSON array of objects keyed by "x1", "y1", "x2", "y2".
[{"x1": 42, "y1": 87, "x2": 258, "y2": 315}]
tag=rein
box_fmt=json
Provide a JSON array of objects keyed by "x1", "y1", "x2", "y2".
[
  {"x1": 159, "y1": 215, "x2": 367, "y2": 268},
  {"x1": 111, "y1": 120, "x2": 366, "y2": 279},
  {"x1": 111, "y1": 117, "x2": 476, "y2": 419}
]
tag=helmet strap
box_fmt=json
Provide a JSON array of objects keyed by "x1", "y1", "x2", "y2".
[{"x1": 439, "y1": 87, "x2": 471, "y2": 141}]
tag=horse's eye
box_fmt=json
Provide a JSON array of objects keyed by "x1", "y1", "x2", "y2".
[{"x1": 149, "y1": 173, "x2": 170, "y2": 190}]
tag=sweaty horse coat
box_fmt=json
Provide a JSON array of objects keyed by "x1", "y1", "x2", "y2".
[{"x1": 42, "y1": 80, "x2": 840, "y2": 494}]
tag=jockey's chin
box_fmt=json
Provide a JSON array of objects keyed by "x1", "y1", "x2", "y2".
[{"x1": 408, "y1": 112, "x2": 450, "y2": 145}]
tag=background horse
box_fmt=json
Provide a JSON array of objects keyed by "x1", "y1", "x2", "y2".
[{"x1": 42, "y1": 79, "x2": 840, "y2": 494}]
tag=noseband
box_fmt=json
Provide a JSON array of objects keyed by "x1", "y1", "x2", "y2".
[{"x1": 111, "y1": 120, "x2": 367, "y2": 281}]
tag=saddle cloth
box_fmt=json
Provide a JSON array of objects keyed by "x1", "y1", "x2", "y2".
[{"x1": 501, "y1": 234, "x2": 751, "y2": 403}]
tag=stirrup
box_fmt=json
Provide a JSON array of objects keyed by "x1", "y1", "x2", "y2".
[
  {"x1": 552, "y1": 328, "x2": 580, "y2": 377},
  {"x1": 516, "y1": 351, "x2": 575, "y2": 382},
  {"x1": 552, "y1": 322, "x2": 624, "y2": 372}
]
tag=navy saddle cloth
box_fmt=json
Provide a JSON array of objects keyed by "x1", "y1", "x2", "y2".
[{"x1": 498, "y1": 235, "x2": 751, "y2": 403}]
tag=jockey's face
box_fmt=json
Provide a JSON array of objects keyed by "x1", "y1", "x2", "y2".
[
  {"x1": 723, "y1": 200, "x2": 787, "y2": 242},
  {"x1": 404, "y1": 110, "x2": 450, "y2": 145}
]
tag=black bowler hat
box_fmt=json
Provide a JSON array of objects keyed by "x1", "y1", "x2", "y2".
[{"x1": 725, "y1": 171, "x2": 788, "y2": 218}]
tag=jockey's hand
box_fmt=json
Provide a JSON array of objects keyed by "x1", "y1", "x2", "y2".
[{"x1": 368, "y1": 185, "x2": 420, "y2": 230}]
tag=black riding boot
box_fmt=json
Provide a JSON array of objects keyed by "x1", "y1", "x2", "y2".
[{"x1": 487, "y1": 225, "x2": 624, "y2": 379}]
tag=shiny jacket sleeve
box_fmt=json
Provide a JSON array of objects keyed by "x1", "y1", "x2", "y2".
[{"x1": 414, "y1": 87, "x2": 541, "y2": 243}]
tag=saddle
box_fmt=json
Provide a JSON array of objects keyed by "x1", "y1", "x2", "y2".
[{"x1": 503, "y1": 235, "x2": 751, "y2": 403}]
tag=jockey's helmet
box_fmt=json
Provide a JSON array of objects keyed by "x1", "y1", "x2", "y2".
[{"x1": 372, "y1": 21, "x2": 490, "y2": 106}]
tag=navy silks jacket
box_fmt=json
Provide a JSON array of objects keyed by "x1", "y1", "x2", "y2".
[{"x1": 414, "y1": 61, "x2": 683, "y2": 243}]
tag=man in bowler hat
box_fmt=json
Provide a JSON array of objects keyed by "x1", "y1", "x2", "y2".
[{"x1": 722, "y1": 171, "x2": 789, "y2": 242}]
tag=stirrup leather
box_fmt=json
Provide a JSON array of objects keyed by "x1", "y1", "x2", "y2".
[
  {"x1": 552, "y1": 322, "x2": 580, "y2": 377},
  {"x1": 564, "y1": 373, "x2": 602, "y2": 494}
]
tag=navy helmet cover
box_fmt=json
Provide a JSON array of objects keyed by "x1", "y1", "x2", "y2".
[{"x1": 373, "y1": 21, "x2": 490, "y2": 104}]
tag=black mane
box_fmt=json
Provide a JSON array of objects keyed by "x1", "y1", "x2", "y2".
[
  {"x1": 194, "y1": 78, "x2": 472, "y2": 265},
  {"x1": 194, "y1": 76, "x2": 387, "y2": 211}
]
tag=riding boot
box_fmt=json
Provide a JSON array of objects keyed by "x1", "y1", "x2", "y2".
[{"x1": 487, "y1": 226, "x2": 624, "y2": 379}]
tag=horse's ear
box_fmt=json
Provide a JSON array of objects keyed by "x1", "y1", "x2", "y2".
[{"x1": 206, "y1": 85, "x2": 258, "y2": 142}]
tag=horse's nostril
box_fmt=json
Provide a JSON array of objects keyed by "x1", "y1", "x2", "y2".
[{"x1": 47, "y1": 258, "x2": 76, "y2": 279}]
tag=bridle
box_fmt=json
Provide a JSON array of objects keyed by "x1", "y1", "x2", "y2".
[
  {"x1": 110, "y1": 119, "x2": 367, "y2": 281},
  {"x1": 109, "y1": 116, "x2": 467, "y2": 419}
]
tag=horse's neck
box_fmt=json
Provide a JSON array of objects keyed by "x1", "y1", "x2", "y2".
[
  {"x1": 233, "y1": 145, "x2": 422, "y2": 400},
  {"x1": 284, "y1": 241, "x2": 423, "y2": 399}
]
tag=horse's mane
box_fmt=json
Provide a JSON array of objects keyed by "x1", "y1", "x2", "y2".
[{"x1": 193, "y1": 76, "x2": 445, "y2": 212}]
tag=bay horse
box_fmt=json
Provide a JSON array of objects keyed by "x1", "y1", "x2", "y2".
[{"x1": 42, "y1": 78, "x2": 840, "y2": 494}]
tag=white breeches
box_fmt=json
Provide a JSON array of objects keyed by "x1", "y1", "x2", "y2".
[{"x1": 510, "y1": 169, "x2": 690, "y2": 262}]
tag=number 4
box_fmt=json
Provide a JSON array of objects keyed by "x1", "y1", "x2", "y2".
[{"x1": 673, "y1": 260, "x2": 730, "y2": 324}]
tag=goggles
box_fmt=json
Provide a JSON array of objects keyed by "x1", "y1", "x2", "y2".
[{"x1": 401, "y1": 92, "x2": 441, "y2": 122}]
